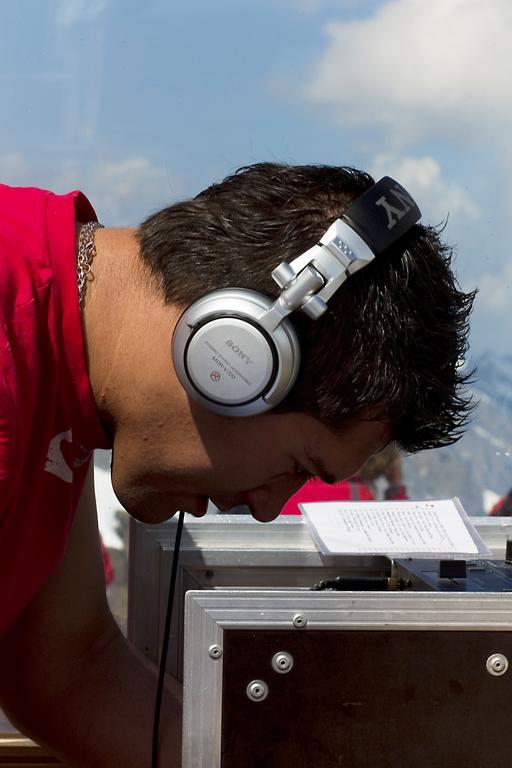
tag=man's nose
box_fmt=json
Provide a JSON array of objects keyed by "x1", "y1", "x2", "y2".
[{"x1": 244, "y1": 475, "x2": 306, "y2": 523}]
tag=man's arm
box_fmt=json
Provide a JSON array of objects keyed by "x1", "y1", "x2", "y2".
[{"x1": 0, "y1": 463, "x2": 182, "y2": 767}]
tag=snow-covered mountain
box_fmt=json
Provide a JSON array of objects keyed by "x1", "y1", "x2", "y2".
[
  {"x1": 472, "y1": 352, "x2": 512, "y2": 413},
  {"x1": 403, "y1": 352, "x2": 512, "y2": 516}
]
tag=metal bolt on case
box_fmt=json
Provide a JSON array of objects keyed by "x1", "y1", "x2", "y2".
[
  {"x1": 246, "y1": 680, "x2": 269, "y2": 702},
  {"x1": 272, "y1": 651, "x2": 294, "y2": 674},
  {"x1": 208, "y1": 644, "x2": 223, "y2": 660},
  {"x1": 486, "y1": 653, "x2": 509, "y2": 676},
  {"x1": 293, "y1": 613, "x2": 307, "y2": 628}
]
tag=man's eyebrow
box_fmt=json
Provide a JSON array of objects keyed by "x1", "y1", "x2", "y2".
[{"x1": 308, "y1": 457, "x2": 338, "y2": 486}]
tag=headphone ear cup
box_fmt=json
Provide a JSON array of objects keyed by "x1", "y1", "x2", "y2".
[{"x1": 172, "y1": 288, "x2": 301, "y2": 416}]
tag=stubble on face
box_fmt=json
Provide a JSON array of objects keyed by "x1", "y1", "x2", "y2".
[{"x1": 109, "y1": 389, "x2": 392, "y2": 526}]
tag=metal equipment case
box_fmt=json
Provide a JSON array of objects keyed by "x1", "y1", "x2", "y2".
[
  {"x1": 129, "y1": 516, "x2": 512, "y2": 767},
  {"x1": 184, "y1": 590, "x2": 512, "y2": 768}
]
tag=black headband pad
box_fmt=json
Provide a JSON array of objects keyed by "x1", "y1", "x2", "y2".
[{"x1": 341, "y1": 176, "x2": 421, "y2": 256}]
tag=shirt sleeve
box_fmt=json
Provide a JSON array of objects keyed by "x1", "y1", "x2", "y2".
[{"x1": 0, "y1": 348, "x2": 17, "y2": 514}]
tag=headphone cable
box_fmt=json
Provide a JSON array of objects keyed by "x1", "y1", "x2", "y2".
[{"x1": 151, "y1": 508, "x2": 185, "y2": 768}]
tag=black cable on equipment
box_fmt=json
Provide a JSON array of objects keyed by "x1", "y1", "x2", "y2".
[{"x1": 151, "y1": 508, "x2": 185, "y2": 768}]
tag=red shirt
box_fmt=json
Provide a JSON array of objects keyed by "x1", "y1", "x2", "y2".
[
  {"x1": 281, "y1": 476, "x2": 409, "y2": 516},
  {"x1": 281, "y1": 477, "x2": 376, "y2": 515},
  {"x1": 0, "y1": 184, "x2": 110, "y2": 636},
  {"x1": 489, "y1": 490, "x2": 512, "y2": 517}
]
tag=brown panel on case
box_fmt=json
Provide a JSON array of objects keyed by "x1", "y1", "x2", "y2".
[{"x1": 221, "y1": 630, "x2": 512, "y2": 768}]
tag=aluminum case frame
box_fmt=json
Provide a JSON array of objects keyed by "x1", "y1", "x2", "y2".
[
  {"x1": 128, "y1": 515, "x2": 512, "y2": 678},
  {"x1": 128, "y1": 516, "x2": 512, "y2": 767},
  {"x1": 182, "y1": 588, "x2": 512, "y2": 768}
]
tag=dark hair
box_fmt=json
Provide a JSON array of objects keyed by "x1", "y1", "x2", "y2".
[{"x1": 137, "y1": 162, "x2": 475, "y2": 453}]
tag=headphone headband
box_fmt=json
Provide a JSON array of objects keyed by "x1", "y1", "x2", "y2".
[
  {"x1": 342, "y1": 176, "x2": 421, "y2": 255},
  {"x1": 268, "y1": 176, "x2": 421, "y2": 322}
]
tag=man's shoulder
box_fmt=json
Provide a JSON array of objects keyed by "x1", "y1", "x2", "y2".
[
  {"x1": 0, "y1": 183, "x2": 97, "y2": 267},
  {"x1": 0, "y1": 183, "x2": 53, "y2": 234},
  {"x1": 0, "y1": 185, "x2": 55, "y2": 311}
]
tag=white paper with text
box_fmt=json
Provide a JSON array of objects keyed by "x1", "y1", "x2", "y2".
[{"x1": 300, "y1": 498, "x2": 489, "y2": 557}]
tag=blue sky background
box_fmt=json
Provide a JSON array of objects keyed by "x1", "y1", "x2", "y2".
[{"x1": 1, "y1": 0, "x2": 511, "y2": 359}]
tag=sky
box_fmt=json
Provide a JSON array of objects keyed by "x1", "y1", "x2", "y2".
[{"x1": 1, "y1": 0, "x2": 511, "y2": 359}]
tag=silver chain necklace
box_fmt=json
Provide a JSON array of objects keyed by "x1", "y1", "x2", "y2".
[{"x1": 77, "y1": 221, "x2": 104, "y2": 305}]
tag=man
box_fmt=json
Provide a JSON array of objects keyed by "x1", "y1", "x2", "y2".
[{"x1": 0, "y1": 163, "x2": 474, "y2": 766}]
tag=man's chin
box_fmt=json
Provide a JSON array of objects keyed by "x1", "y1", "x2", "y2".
[
  {"x1": 250, "y1": 508, "x2": 281, "y2": 523},
  {"x1": 128, "y1": 504, "x2": 180, "y2": 524},
  {"x1": 114, "y1": 487, "x2": 209, "y2": 524}
]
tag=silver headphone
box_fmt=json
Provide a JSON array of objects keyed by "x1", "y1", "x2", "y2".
[{"x1": 172, "y1": 176, "x2": 421, "y2": 417}]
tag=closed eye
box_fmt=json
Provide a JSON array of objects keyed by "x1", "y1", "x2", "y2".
[{"x1": 305, "y1": 456, "x2": 338, "y2": 485}]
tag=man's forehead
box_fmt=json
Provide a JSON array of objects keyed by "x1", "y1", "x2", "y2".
[{"x1": 302, "y1": 411, "x2": 391, "y2": 445}]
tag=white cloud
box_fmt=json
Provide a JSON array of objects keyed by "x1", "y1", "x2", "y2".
[
  {"x1": 55, "y1": 157, "x2": 182, "y2": 225},
  {"x1": 55, "y1": 0, "x2": 109, "y2": 27},
  {"x1": 476, "y1": 260, "x2": 512, "y2": 315},
  {"x1": 0, "y1": 152, "x2": 31, "y2": 183},
  {"x1": 0, "y1": 153, "x2": 182, "y2": 226},
  {"x1": 90, "y1": 158, "x2": 178, "y2": 219},
  {"x1": 370, "y1": 153, "x2": 479, "y2": 224},
  {"x1": 305, "y1": 0, "x2": 512, "y2": 149}
]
